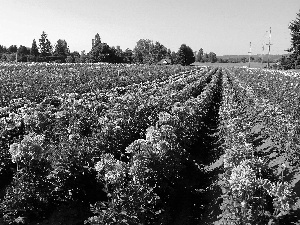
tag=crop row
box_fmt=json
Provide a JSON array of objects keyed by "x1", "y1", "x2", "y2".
[
  {"x1": 0, "y1": 63, "x2": 199, "y2": 107},
  {"x1": 217, "y1": 68, "x2": 299, "y2": 224},
  {"x1": 229, "y1": 67, "x2": 300, "y2": 118},
  {"x1": 0, "y1": 64, "x2": 215, "y2": 224},
  {"x1": 86, "y1": 68, "x2": 222, "y2": 224}
]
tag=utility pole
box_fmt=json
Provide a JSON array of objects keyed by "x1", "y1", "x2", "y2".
[
  {"x1": 248, "y1": 42, "x2": 252, "y2": 68},
  {"x1": 266, "y1": 27, "x2": 272, "y2": 69}
]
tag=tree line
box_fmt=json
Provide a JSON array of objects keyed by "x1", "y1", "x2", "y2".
[
  {"x1": 0, "y1": 32, "x2": 218, "y2": 66},
  {"x1": 278, "y1": 10, "x2": 300, "y2": 69},
  {"x1": 2, "y1": 7, "x2": 300, "y2": 68}
]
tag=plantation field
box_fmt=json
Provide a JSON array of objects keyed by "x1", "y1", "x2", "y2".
[
  {"x1": 0, "y1": 62, "x2": 300, "y2": 224},
  {"x1": 191, "y1": 61, "x2": 276, "y2": 69}
]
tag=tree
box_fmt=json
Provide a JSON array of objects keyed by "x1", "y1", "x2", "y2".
[
  {"x1": 53, "y1": 39, "x2": 70, "y2": 58},
  {"x1": 196, "y1": 48, "x2": 204, "y2": 62},
  {"x1": 203, "y1": 53, "x2": 209, "y2": 62},
  {"x1": 30, "y1": 39, "x2": 39, "y2": 57},
  {"x1": 133, "y1": 39, "x2": 154, "y2": 64},
  {"x1": 8, "y1": 45, "x2": 18, "y2": 53},
  {"x1": 152, "y1": 41, "x2": 168, "y2": 63},
  {"x1": 133, "y1": 39, "x2": 168, "y2": 64},
  {"x1": 39, "y1": 31, "x2": 52, "y2": 57},
  {"x1": 123, "y1": 48, "x2": 133, "y2": 64},
  {"x1": 177, "y1": 44, "x2": 195, "y2": 66},
  {"x1": 80, "y1": 50, "x2": 88, "y2": 63},
  {"x1": 17, "y1": 45, "x2": 30, "y2": 55},
  {"x1": 208, "y1": 52, "x2": 217, "y2": 63},
  {"x1": 93, "y1": 33, "x2": 101, "y2": 47},
  {"x1": 70, "y1": 51, "x2": 80, "y2": 63},
  {"x1": 171, "y1": 51, "x2": 178, "y2": 64},
  {"x1": 0, "y1": 45, "x2": 7, "y2": 54},
  {"x1": 17, "y1": 45, "x2": 30, "y2": 62},
  {"x1": 89, "y1": 33, "x2": 118, "y2": 63},
  {"x1": 166, "y1": 49, "x2": 172, "y2": 58},
  {"x1": 89, "y1": 42, "x2": 114, "y2": 63},
  {"x1": 279, "y1": 55, "x2": 293, "y2": 70},
  {"x1": 110, "y1": 46, "x2": 124, "y2": 63},
  {"x1": 241, "y1": 57, "x2": 247, "y2": 63},
  {"x1": 288, "y1": 10, "x2": 300, "y2": 68}
]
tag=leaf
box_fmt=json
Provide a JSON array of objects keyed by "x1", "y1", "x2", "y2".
[
  {"x1": 268, "y1": 152, "x2": 278, "y2": 159},
  {"x1": 257, "y1": 138, "x2": 274, "y2": 152},
  {"x1": 251, "y1": 123, "x2": 263, "y2": 134}
]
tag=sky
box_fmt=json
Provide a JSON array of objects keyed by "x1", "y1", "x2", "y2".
[{"x1": 0, "y1": 0, "x2": 299, "y2": 56}]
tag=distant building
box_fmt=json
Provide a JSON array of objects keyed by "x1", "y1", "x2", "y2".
[{"x1": 158, "y1": 58, "x2": 172, "y2": 65}]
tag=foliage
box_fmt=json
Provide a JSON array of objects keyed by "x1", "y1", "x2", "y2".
[
  {"x1": 0, "y1": 45, "x2": 8, "y2": 54},
  {"x1": 0, "y1": 63, "x2": 299, "y2": 224},
  {"x1": 39, "y1": 31, "x2": 52, "y2": 57},
  {"x1": 17, "y1": 46, "x2": 30, "y2": 57},
  {"x1": 133, "y1": 39, "x2": 168, "y2": 64},
  {"x1": 8, "y1": 45, "x2": 18, "y2": 53},
  {"x1": 195, "y1": 48, "x2": 204, "y2": 62},
  {"x1": 89, "y1": 41, "x2": 116, "y2": 63},
  {"x1": 217, "y1": 68, "x2": 300, "y2": 224},
  {"x1": 30, "y1": 39, "x2": 39, "y2": 57},
  {"x1": 288, "y1": 10, "x2": 300, "y2": 68},
  {"x1": 176, "y1": 44, "x2": 195, "y2": 66},
  {"x1": 53, "y1": 39, "x2": 70, "y2": 60}
]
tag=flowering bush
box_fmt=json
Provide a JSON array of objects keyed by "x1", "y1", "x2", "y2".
[
  {"x1": 9, "y1": 132, "x2": 44, "y2": 166},
  {"x1": 218, "y1": 69, "x2": 298, "y2": 224}
]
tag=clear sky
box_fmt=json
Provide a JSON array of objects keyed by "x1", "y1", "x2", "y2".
[{"x1": 0, "y1": 0, "x2": 299, "y2": 56}]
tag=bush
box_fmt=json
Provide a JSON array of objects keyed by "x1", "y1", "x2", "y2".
[
  {"x1": 65, "y1": 56, "x2": 73, "y2": 63},
  {"x1": 27, "y1": 55, "x2": 36, "y2": 62},
  {"x1": 0, "y1": 159, "x2": 53, "y2": 224}
]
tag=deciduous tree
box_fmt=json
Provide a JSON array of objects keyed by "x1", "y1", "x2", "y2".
[
  {"x1": 53, "y1": 39, "x2": 70, "y2": 58},
  {"x1": 0, "y1": 45, "x2": 7, "y2": 54},
  {"x1": 80, "y1": 50, "x2": 88, "y2": 63},
  {"x1": 8, "y1": 45, "x2": 18, "y2": 53},
  {"x1": 288, "y1": 10, "x2": 300, "y2": 68},
  {"x1": 152, "y1": 41, "x2": 168, "y2": 63},
  {"x1": 208, "y1": 52, "x2": 217, "y2": 63},
  {"x1": 171, "y1": 51, "x2": 178, "y2": 64},
  {"x1": 196, "y1": 48, "x2": 204, "y2": 62},
  {"x1": 17, "y1": 45, "x2": 30, "y2": 56},
  {"x1": 123, "y1": 48, "x2": 133, "y2": 64},
  {"x1": 133, "y1": 39, "x2": 153, "y2": 64},
  {"x1": 177, "y1": 44, "x2": 195, "y2": 66},
  {"x1": 89, "y1": 42, "x2": 114, "y2": 62},
  {"x1": 133, "y1": 39, "x2": 168, "y2": 64}
]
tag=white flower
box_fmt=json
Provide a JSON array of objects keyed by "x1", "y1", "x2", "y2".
[
  {"x1": 9, "y1": 143, "x2": 21, "y2": 163},
  {"x1": 241, "y1": 201, "x2": 247, "y2": 208},
  {"x1": 228, "y1": 160, "x2": 256, "y2": 195},
  {"x1": 158, "y1": 112, "x2": 172, "y2": 124},
  {"x1": 68, "y1": 133, "x2": 80, "y2": 141},
  {"x1": 9, "y1": 133, "x2": 45, "y2": 163}
]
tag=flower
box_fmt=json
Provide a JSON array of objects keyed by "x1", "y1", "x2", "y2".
[
  {"x1": 8, "y1": 133, "x2": 44, "y2": 163},
  {"x1": 95, "y1": 153, "x2": 126, "y2": 184},
  {"x1": 9, "y1": 143, "x2": 22, "y2": 163},
  {"x1": 228, "y1": 159, "x2": 256, "y2": 196}
]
